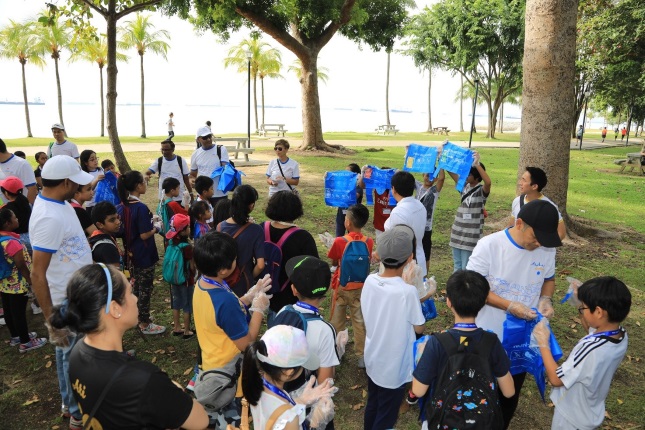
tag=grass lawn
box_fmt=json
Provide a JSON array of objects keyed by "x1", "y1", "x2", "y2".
[{"x1": 1, "y1": 145, "x2": 643, "y2": 429}]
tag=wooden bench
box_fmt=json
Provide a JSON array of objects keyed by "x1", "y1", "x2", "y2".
[
  {"x1": 259, "y1": 123, "x2": 287, "y2": 137},
  {"x1": 614, "y1": 152, "x2": 644, "y2": 175},
  {"x1": 375, "y1": 124, "x2": 399, "y2": 135},
  {"x1": 431, "y1": 126, "x2": 450, "y2": 135},
  {"x1": 213, "y1": 137, "x2": 254, "y2": 161}
]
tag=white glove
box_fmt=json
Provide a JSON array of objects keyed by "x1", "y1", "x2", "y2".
[
  {"x1": 538, "y1": 296, "x2": 555, "y2": 319},
  {"x1": 563, "y1": 277, "x2": 583, "y2": 307},
  {"x1": 152, "y1": 214, "x2": 161, "y2": 223},
  {"x1": 308, "y1": 396, "x2": 336, "y2": 429},
  {"x1": 242, "y1": 274, "x2": 272, "y2": 303},
  {"x1": 531, "y1": 319, "x2": 551, "y2": 349},
  {"x1": 318, "y1": 232, "x2": 335, "y2": 249},
  {"x1": 295, "y1": 377, "x2": 338, "y2": 406},
  {"x1": 181, "y1": 190, "x2": 191, "y2": 208},
  {"x1": 506, "y1": 301, "x2": 537, "y2": 320},
  {"x1": 425, "y1": 276, "x2": 437, "y2": 297},
  {"x1": 153, "y1": 221, "x2": 162, "y2": 232},
  {"x1": 335, "y1": 329, "x2": 349, "y2": 360},
  {"x1": 250, "y1": 292, "x2": 272, "y2": 315}
]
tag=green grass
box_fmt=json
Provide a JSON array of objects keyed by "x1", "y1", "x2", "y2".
[{"x1": 1, "y1": 145, "x2": 644, "y2": 429}]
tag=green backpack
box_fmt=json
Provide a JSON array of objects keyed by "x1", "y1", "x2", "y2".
[
  {"x1": 162, "y1": 242, "x2": 189, "y2": 285},
  {"x1": 156, "y1": 197, "x2": 173, "y2": 235}
]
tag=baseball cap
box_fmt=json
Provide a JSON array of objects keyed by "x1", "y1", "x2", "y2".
[
  {"x1": 257, "y1": 325, "x2": 319, "y2": 371},
  {"x1": 41, "y1": 155, "x2": 93, "y2": 185},
  {"x1": 285, "y1": 256, "x2": 331, "y2": 298},
  {"x1": 0, "y1": 176, "x2": 24, "y2": 194},
  {"x1": 165, "y1": 214, "x2": 190, "y2": 239},
  {"x1": 377, "y1": 224, "x2": 414, "y2": 265},
  {"x1": 195, "y1": 126, "x2": 212, "y2": 139},
  {"x1": 51, "y1": 123, "x2": 65, "y2": 130},
  {"x1": 517, "y1": 199, "x2": 563, "y2": 248}
]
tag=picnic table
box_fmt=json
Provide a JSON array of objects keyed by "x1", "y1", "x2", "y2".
[
  {"x1": 375, "y1": 124, "x2": 399, "y2": 135},
  {"x1": 213, "y1": 137, "x2": 254, "y2": 161},
  {"x1": 259, "y1": 123, "x2": 287, "y2": 137},
  {"x1": 614, "y1": 152, "x2": 644, "y2": 175},
  {"x1": 431, "y1": 126, "x2": 450, "y2": 135}
]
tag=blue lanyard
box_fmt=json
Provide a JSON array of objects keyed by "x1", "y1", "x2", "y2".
[
  {"x1": 585, "y1": 329, "x2": 622, "y2": 340},
  {"x1": 454, "y1": 323, "x2": 477, "y2": 329},
  {"x1": 200, "y1": 276, "x2": 232, "y2": 293},
  {"x1": 263, "y1": 378, "x2": 296, "y2": 405},
  {"x1": 295, "y1": 301, "x2": 319, "y2": 315}
]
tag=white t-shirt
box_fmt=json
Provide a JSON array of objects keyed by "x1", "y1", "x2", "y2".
[
  {"x1": 289, "y1": 303, "x2": 340, "y2": 369},
  {"x1": 250, "y1": 392, "x2": 306, "y2": 430},
  {"x1": 266, "y1": 158, "x2": 300, "y2": 197},
  {"x1": 29, "y1": 195, "x2": 93, "y2": 306},
  {"x1": 510, "y1": 194, "x2": 563, "y2": 221},
  {"x1": 50, "y1": 140, "x2": 80, "y2": 158},
  {"x1": 85, "y1": 168, "x2": 104, "y2": 207},
  {"x1": 0, "y1": 154, "x2": 37, "y2": 196},
  {"x1": 148, "y1": 156, "x2": 189, "y2": 200},
  {"x1": 550, "y1": 328, "x2": 628, "y2": 430},
  {"x1": 167, "y1": 117, "x2": 174, "y2": 131},
  {"x1": 384, "y1": 196, "x2": 428, "y2": 277},
  {"x1": 361, "y1": 274, "x2": 425, "y2": 388},
  {"x1": 190, "y1": 145, "x2": 229, "y2": 198},
  {"x1": 467, "y1": 229, "x2": 556, "y2": 341}
]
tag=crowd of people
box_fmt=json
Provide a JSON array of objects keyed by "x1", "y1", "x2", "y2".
[{"x1": 0, "y1": 122, "x2": 633, "y2": 430}]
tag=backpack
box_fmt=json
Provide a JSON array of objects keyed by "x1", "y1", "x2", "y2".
[
  {"x1": 518, "y1": 193, "x2": 527, "y2": 209},
  {"x1": 339, "y1": 234, "x2": 370, "y2": 290},
  {"x1": 268, "y1": 304, "x2": 323, "y2": 333},
  {"x1": 260, "y1": 222, "x2": 300, "y2": 294},
  {"x1": 425, "y1": 331, "x2": 504, "y2": 430},
  {"x1": 0, "y1": 236, "x2": 18, "y2": 279},
  {"x1": 156, "y1": 198, "x2": 174, "y2": 235},
  {"x1": 157, "y1": 156, "x2": 184, "y2": 176},
  {"x1": 216, "y1": 145, "x2": 235, "y2": 168},
  {"x1": 162, "y1": 241, "x2": 190, "y2": 285},
  {"x1": 215, "y1": 222, "x2": 251, "y2": 289}
]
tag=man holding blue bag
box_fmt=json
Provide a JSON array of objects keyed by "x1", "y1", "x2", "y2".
[{"x1": 466, "y1": 199, "x2": 562, "y2": 429}]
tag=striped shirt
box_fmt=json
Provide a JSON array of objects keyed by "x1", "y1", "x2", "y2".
[{"x1": 449, "y1": 184, "x2": 488, "y2": 251}]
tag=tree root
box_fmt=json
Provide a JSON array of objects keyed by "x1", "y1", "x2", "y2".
[{"x1": 564, "y1": 215, "x2": 621, "y2": 239}]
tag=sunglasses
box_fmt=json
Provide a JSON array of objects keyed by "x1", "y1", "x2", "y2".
[
  {"x1": 274, "y1": 147, "x2": 284, "y2": 151},
  {"x1": 201, "y1": 135, "x2": 212, "y2": 140}
]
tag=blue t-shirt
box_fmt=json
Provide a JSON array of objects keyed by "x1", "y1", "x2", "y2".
[
  {"x1": 206, "y1": 287, "x2": 251, "y2": 339},
  {"x1": 216, "y1": 221, "x2": 265, "y2": 296},
  {"x1": 117, "y1": 201, "x2": 159, "y2": 268}
]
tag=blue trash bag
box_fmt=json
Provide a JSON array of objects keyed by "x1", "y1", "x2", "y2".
[
  {"x1": 211, "y1": 163, "x2": 245, "y2": 193},
  {"x1": 421, "y1": 298, "x2": 438, "y2": 321},
  {"x1": 413, "y1": 334, "x2": 431, "y2": 368},
  {"x1": 324, "y1": 171, "x2": 358, "y2": 207},
  {"x1": 434, "y1": 142, "x2": 475, "y2": 192},
  {"x1": 362, "y1": 166, "x2": 397, "y2": 206},
  {"x1": 404, "y1": 144, "x2": 439, "y2": 174},
  {"x1": 94, "y1": 170, "x2": 120, "y2": 206},
  {"x1": 502, "y1": 311, "x2": 563, "y2": 401}
]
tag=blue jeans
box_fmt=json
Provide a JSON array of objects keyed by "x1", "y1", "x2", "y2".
[
  {"x1": 56, "y1": 334, "x2": 81, "y2": 420},
  {"x1": 451, "y1": 247, "x2": 473, "y2": 272}
]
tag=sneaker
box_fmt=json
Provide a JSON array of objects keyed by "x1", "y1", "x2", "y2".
[
  {"x1": 9, "y1": 332, "x2": 38, "y2": 347},
  {"x1": 140, "y1": 323, "x2": 166, "y2": 335},
  {"x1": 69, "y1": 415, "x2": 83, "y2": 430},
  {"x1": 31, "y1": 302, "x2": 43, "y2": 315},
  {"x1": 19, "y1": 337, "x2": 47, "y2": 353},
  {"x1": 406, "y1": 390, "x2": 419, "y2": 405},
  {"x1": 61, "y1": 404, "x2": 70, "y2": 418},
  {"x1": 186, "y1": 373, "x2": 197, "y2": 392},
  {"x1": 357, "y1": 357, "x2": 366, "y2": 369},
  {"x1": 0, "y1": 317, "x2": 5, "y2": 326}
]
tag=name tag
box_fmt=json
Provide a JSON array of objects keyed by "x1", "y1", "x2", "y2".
[
  {"x1": 463, "y1": 213, "x2": 472, "y2": 220},
  {"x1": 342, "y1": 210, "x2": 347, "y2": 215},
  {"x1": 383, "y1": 209, "x2": 392, "y2": 215}
]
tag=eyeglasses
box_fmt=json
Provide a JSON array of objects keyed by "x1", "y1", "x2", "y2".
[
  {"x1": 577, "y1": 306, "x2": 589, "y2": 314},
  {"x1": 200, "y1": 135, "x2": 212, "y2": 140},
  {"x1": 274, "y1": 147, "x2": 284, "y2": 151}
]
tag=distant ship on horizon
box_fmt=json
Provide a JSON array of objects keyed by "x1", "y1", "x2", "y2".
[{"x1": 0, "y1": 97, "x2": 44, "y2": 105}]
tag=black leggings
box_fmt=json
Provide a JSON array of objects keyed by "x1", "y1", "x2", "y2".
[
  {"x1": 499, "y1": 372, "x2": 527, "y2": 429},
  {"x1": 0, "y1": 292, "x2": 29, "y2": 343}
]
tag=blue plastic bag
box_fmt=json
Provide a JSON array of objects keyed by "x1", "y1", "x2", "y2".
[
  {"x1": 413, "y1": 335, "x2": 431, "y2": 368},
  {"x1": 211, "y1": 163, "x2": 245, "y2": 193},
  {"x1": 362, "y1": 166, "x2": 397, "y2": 206},
  {"x1": 421, "y1": 298, "x2": 437, "y2": 321},
  {"x1": 404, "y1": 144, "x2": 439, "y2": 174},
  {"x1": 502, "y1": 311, "x2": 563, "y2": 400},
  {"x1": 434, "y1": 142, "x2": 475, "y2": 192},
  {"x1": 324, "y1": 171, "x2": 358, "y2": 207},
  {"x1": 94, "y1": 170, "x2": 120, "y2": 206}
]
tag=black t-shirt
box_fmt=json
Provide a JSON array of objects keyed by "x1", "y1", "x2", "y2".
[
  {"x1": 3, "y1": 200, "x2": 31, "y2": 234},
  {"x1": 69, "y1": 340, "x2": 193, "y2": 430},
  {"x1": 260, "y1": 222, "x2": 319, "y2": 312},
  {"x1": 73, "y1": 206, "x2": 93, "y2": 233},
  {"x1": 89, "y1": 233, "x2": 121, "y2": 266}
]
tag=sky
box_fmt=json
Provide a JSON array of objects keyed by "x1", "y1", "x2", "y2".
[{"x1": 0, "y1": 0, "x2": 505, "y2": 136}]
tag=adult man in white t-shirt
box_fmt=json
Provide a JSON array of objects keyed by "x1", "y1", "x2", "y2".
[
  {"x1": 145, "y1": 139, "x2": 192, "y2": 201},
  {"x1": 0, "y1": 137, "x2": 38, "y2": 204},
  {"x1": 49, "y1": 123, "x2": 80, "y2": 159},
  {"x1": 467, "y1": 199, "x2": 562, "y2": 429},
  {"x1": 507, "y1": 166, "x2": 566, "y2": 240},
  {"x1": 29, "y1": 155, "x2": 93, "y2": 430},
  {"x1": 190, "y1": 126, "x2": 229, "y2": 205}
]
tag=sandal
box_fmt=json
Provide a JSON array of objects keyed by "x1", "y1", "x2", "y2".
[
  {"x1": 140, "y1": 323, "x2": 166, "y2": 335},
  {"x1": 183, "y1": 331, "x2": 195, "y2": 340},
  {"x1": 172, "y1": 330, "x2": 184, "y2": 336}
]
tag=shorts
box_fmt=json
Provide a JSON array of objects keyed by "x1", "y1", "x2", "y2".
[
  {"x1": 171, "y1": 283, "x2": 194, "y2": 313},
  {"x1": 422, "y1": 230, "x2": 433, "y2": 262}
]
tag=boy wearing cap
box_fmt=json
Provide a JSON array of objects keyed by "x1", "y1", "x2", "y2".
[
  {"x1": 361, "y1": 225, "x2": 425, "y2": 430},
  {"x1": 49, "y1": 124, "x2": 80, "y2": 159},
  {"x1": 89, "y1": 201, "x2": 122, "y2": 268},
  {"x1": 467, "y1": 199, "x2": 562, "y2": 429},
  {"x1": 165, "y1": 214, "x2": 196, "y2": 339},
  {"x1": 29, "y1": 155, "x2": 94, "y2": 430},
  {"x1": 191, "y1": 126, "x2": 229, "y2": 205}
]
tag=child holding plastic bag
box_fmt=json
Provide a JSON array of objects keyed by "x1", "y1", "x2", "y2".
[{"x1": 532, "y1": 276, "x2": 631, "y2": 430}]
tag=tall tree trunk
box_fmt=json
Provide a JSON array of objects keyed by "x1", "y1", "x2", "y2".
[
  {"x1": 427, "y1": 70, "x2": 432, "y2": 132},
  {"x1": 99, "y1": 65, "x2": 105, "y2": 137},
  {"x1": 253, "y1": 75, "x2": 259, "y2": 133},
  {"x1": 139, "y1": 53, "x2": 146, "y2": 138},
  {"x1": 54, "y1": 55, "x2": 65, "y2": 135},
  {"x1": 20, "y1": 61, "x2": 33, "y2": 138},
  {"x1": 459, "y1": 75, "x2": 464, "y2": 132},
  {"x1": 261, "y1": 77, "x2": 265, "y2": 127},
  {"x1": 385, "y1": 51, "x2": 391, "y2": 126},
  {"x1": 106, "y1": 2, "x2": 131, "y2": 172},
  {"x1": 499, "y1": 102, "x2": 504, "y2": 133},
  {"x1": 519, "y1": 0, "x2": 577, "y2": 222}
]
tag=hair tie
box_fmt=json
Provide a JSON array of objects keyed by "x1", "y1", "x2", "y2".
[{"x1": 98, "y1": 263, "x2": 113, "y2": 314}]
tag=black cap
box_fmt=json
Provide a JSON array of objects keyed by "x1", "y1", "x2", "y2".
[
  {"x1": 517, "y1": 199, "x2": 563, "y2": 248},
  {"x1": 285, "y1": 256, "x2": 331, "y2": 298}
]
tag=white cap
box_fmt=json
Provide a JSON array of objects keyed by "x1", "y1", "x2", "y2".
[
  {"x1": 51, "y1": 123, "x2": 65, "y2": 130},
  {"x1": 257, "y1": 325, "x2": 319, "y2": 371},
  {"x1": 195, "y1": 126, "x2": 212, "y2": 139},
  {"x1": 41, "y1": 155, "x2": 93, "y2": 185}
]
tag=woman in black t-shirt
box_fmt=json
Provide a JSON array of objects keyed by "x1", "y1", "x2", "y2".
[{"x1": 49, "y1": 264, "x2": 208, "y2": 430}]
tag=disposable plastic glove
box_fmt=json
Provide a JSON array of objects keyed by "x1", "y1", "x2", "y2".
[
  {"x1": 45, "y1": 321, "x2": 73, "y2": 348},
  {"x1": 335, "y1": 329, "x2": 349, "y2": 360},
  {"x1": 472, "y1": 151, "x2": 481, "y2": 166},
  {"x1": 318, "y1": 232, "x2": 335, "y2": 249},
  {"x1": 531, "y1": 319, "x2": 551, "y2": 349},
  {"x1": 308, "y1": 396, "x2": 336, "y2": 429},
  {"x1": 506, "y1": 301, "x2": 537, "y2": 320},
  {"x1": 295, "y1": 377, "x2": 338, "y2": 406},
  {"x1": 562, "y1": 277, "x2": 583, "y2": 307},
  {"x1": 538, "y1": 296, "x2": 555, "y2": 319},
  {"x1": 249, "y1": 292, "x2": 272, "y2": 315},
  {"x1": 181, "y1": 190, "x2": 191, "y2": 208},
  {"x1": 241, "y1": 274, "x2": 272, "y2": 304},
  {"x1": 425, "y1": 276, "x2": 437, "y2": 297},
  {"x1": 153, "y1": 221, "x2": 163, "y2": 232}
]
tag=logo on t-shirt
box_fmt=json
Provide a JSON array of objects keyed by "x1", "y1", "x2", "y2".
[{"x1": 531, "y1": 261, "x2": 545, "y2": 277}]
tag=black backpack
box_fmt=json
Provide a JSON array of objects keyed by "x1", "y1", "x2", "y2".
[
  {"x1": 157, "y1": 156, "x2": 184, "y2": 175},
  {"x1": 425, "y1": 331, "x2": 504, "y2": 430},
  {"x1": 216, "y1": 145, "x2": 235, "y2": 168}
]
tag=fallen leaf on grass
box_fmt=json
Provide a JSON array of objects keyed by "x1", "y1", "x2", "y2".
[
  {"x1": 45, "y1": 361, "x2": 52, "y2": 368},
  {"x1": 151, "y1": 356, "x2": 157, "y2": 364},
  {"x1": 352, "y1": 402, "x2": 364, "y2": 411},
  {"x1": 362, "y1": 389, "x2": 367, "y2": 399},
  {"x1": 617, "y1": 399, "x2": 624, "y2": 405},
  {"x1": 52, "y1": 426, "x2": 60, "y2": 429},
  {"x1": 569, "y1": 323, "x2": 577, "y2": 329},
  {"x1": 43, "y1": 355, "x2": 51, "y2": 359},
  {"x1": 183, "y1": 367, "x2": 193, "y2": 376},
  {"x1": 547, "y1": 402, "x2": 554, "y2": 408},
  {"x1": 172, "y1": 359, "x2": 179, "y2": 363},
  {"x1": 636, "y1": 321, "x2": 641, "y2": 327},
  {"x1": 155, "y1": 349, "x2": 165, "y2": 354},
  {"x1": 167, "y1": 346, "x2": 176, "y2": 352},
  {"x1": 13, "y1": 379, "x2": 22, "y2": 385},
  {"x1": 604, "y1": 411, "x2": 612, "y2": 420},
  {"x1": 23, "y1": 395, "x2": 39, "y2": 406},
  {"x1": 350, "y1": 385, "x2": 361, "y2": 390},
  {"x1": 572, "y1": 329, "x2": 578, "y2": 333}
]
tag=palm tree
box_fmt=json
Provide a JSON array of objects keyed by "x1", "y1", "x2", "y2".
[
  {"x1": 288, "y1": 59, "x2": 329, "y2": 84},
  {"x1": 0, "y1": 21, "x2": 45, "y2": 137},
  {"x1": 68, "y1": 36, "x2": 128, "y2": 136},
  {"x1": 120, "y1": 14, "x2": 170, "y2": 138},
  {"x1": 224, "y1": 38, "x2": 283, "y2": 132},
  {"x1": 34, "y1": 12, "x2": 70, "y2": 131},
  {"x1": 385, "y1": 50, "x2": 391, "y2": 126}
]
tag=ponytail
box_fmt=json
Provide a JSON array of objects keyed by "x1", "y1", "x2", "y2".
[
  {"x1": 230, "y1": 185, "x2": 258, "y2": 225},
  {"x1": 242, "y1": 340, "x2": 266, "y2": 406},
  {"x1": 117, "y1": 171, "x2": 143, "y2": 205}
]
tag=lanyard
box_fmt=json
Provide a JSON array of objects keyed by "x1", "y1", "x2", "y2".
[
  {"x1": 454, "y1": 323, "x2": 477, "y2": 329},
  {"x1": 295, "y1": 301, "x2": 319, "y2": 315},
  {"x1": 263, "y1": 378, "x2": 296, "y2": 405},
  {"x1": 585, "y1": 329, "x2": 621, "y2": 340},
  {"x1": 201, "y1": 276, "x2": 233, "y2": 294}
]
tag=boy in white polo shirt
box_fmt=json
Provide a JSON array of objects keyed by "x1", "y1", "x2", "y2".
[{"x1": 361, "y1": 225, "x2": 425, "y2": 430}]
